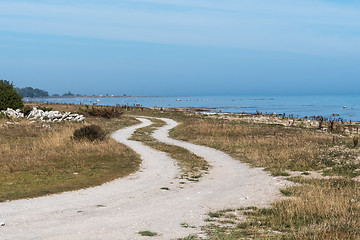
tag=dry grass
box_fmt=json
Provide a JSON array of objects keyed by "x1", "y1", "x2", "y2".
[
  {"x1": 0, "y1": 115, "x2": 140, "y2": 201},
  {"x1": 265, "y1": 178, "x2": 360, "y2": 239},
  {"x1": 171, "y1": 118, "x2": 358, "y2": 176},
  {"x1": 201, "y1": 179, "x2": 360, "y2": 240},
  {"x1": 129, "y1": 118, "x2": 209, "y2": 179},
  {"x1": 171, "y1": 117, "x2": 360, "y2": 239}
]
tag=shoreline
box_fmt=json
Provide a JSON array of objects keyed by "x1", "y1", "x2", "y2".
[{"x1": 24, "y1": 98, "x2": 360, "y2": 121}]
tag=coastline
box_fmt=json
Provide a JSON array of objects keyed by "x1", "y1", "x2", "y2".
[{"x1": 25, "y1": 95, "x2": 359, "y2": 121}]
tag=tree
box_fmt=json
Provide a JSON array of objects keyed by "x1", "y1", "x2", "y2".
[
  {"x1": 16, "y1": 87, "x2": 49, "y2": 98},
  {"x1": 0, "y1": 80, "x2": 24, "y2": 110},
  {"x1": 62, "y1": 91, "x2": 75, "y2": 96}
]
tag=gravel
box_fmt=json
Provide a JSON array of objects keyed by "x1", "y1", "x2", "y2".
[{"x1": 0, "y1": 117, "x2": 288, "y2": 240}]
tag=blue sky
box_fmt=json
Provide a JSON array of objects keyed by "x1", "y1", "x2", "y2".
[{"x1": 1, "y1": 0, "x2": 359, "y2": 96}]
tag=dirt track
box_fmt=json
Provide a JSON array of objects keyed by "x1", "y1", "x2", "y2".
[{"x1": 0, "y1": 117, "x2": 287, "y2": 240}]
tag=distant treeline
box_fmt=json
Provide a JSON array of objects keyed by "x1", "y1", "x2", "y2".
[{"x1": 16, "y1": 87, "x2": 49, "y2": 98}]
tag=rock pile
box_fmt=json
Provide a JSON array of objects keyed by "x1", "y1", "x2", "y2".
[
  {"x1": 0, "y1": 108, "x2": 24, "y2": 118},
  {"x1": 27, "y1": 108, "x2": 85, "y2": 122},
  {"x1": 1, "y1": 107, "x2": 85, "y2": 122}
]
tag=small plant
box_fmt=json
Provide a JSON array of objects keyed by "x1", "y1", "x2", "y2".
[
  {"x1": 318, "y1": 116, "x2": 324, "y2": 129},
  {"x1": 180, "y1": 222, "x2": 196, "y2": 228},
  {"x1": 280, "y1": 188, "x2": 293, "y2": 196},
  {"x1": 72, "y1": 125, "x2": 106, "y2": 142},
  {"x1": 353, "y1": 136, "x2": 359, "y2": 148},
  {"x1": 138, "y1": 231, "x2": 158, "y2": 236},
  {"x1": 85, "y1": 107, "x2": 123, "y2": 118},
  {"x1": 0, "y1": 112, "x2": 7, "y2": 119},
  {"x1": 208, "y1": 211, "x2": 224, "y2": 218}
]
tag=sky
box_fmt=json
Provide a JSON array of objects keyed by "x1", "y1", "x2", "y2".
[{"x1": 1, "y1": 0, "x2": 359, "y2": 96}]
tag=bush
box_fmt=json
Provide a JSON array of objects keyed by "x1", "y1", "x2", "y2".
[
  {"x1": 85, "y1": 107, "x2": 123, "y2": 118},
  {"x1": 0, "y1": 80, "x2": 24, "y2": 110},
  {"x1": 73, "y1": 125, "x2": 106, "y2": 142}
]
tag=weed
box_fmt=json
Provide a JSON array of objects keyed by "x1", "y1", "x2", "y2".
[
  {"x1": 208, "y1": 211, "x2": 225, "y2": 218},
  {"x1": 138, "y1": 231, "x2": 158, "y2": 236},
  {"x1": 353, "y1": 136, "x2": 359, "y2": 147},
  {"x1": 180, "y1": 222, "x2": 196, "y2": 228},
  {"x1": 84, "y1": 107, "x2": 123, "y2": 119},
  {"x1": 279, "y1": 188, "x2": 293, "y2": 196}
]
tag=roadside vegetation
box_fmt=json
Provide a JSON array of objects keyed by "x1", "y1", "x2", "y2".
[
  {"x1": 4, "y1": 100, "x2": 359, "y2": 239},
  {"x1": 171, "y1": 117, "x2": 360, "y2": 177},
  {"x1": 172, "y1": 117, "x2": 360, "y2": 239},
  {"x1": 0, "y1": 105, "x2": 140, "y2": 201}
]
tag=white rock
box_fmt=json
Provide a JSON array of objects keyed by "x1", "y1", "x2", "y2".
[{"x1": 4, "y1": 107, "x2": 85, "y2": 122}]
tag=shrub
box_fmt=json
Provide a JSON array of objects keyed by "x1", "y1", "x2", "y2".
[
  {"x1": 0, "y1": 112, "x2": 7, "y2": 119},
  {"x1": 0, "y1": 80, "x2": 24, "y2": 110},
  {"x1": 353, "y1": 136, "x2": 359, "y2": 148},
  {"x1": 85, "y1": 107, "x2": 123, "y2": 118},
  {"x1": 73, "y1": 125, "x2": 106, "y2": 142}
]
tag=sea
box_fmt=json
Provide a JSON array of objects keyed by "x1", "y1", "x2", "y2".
[{"x1": 28, "y1": 95, "x2": 360, "y2": 121}]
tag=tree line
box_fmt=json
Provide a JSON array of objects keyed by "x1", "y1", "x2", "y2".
[{"x1": 16, "y1": 87, "x2": 49, "y2": 98}]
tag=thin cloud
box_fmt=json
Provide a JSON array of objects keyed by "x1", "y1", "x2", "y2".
[{"x1": 0, "y1": 0, "x2": 360, "y2": 56}]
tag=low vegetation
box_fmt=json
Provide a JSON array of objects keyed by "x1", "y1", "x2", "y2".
[
  {"x1": 3, "y1": 101, "x2": 359, "y2": 239},
  {"x1": 73, "y1": 124, "x2": 106, "y2": 142},
  {"x1": 138, "y1": 230, "x2": 158, "y2": 236},
  {"x1": 83, "y1": 107, "x2": 124, "y2": 119},
  {"x1": 197, "y1": 178, "x2": 359, "y2": 240},
  {"x1": 0, "y1": 108, "x2": 140, "y2": 201},
  {"x1": 171, "y1": 117, "x2": 360, "y2": 239},
  {"x1": 171, "y1": 118, "x2": 359, "y2": 177}
]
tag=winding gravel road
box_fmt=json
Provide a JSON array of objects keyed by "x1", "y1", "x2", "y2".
[{"x1": 0, "y1": 117, "x2": 287, "y2": 240}]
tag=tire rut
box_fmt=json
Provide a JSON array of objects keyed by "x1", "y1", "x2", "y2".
[{"x1": 0, "y1": 117, "x2": 288, "y2": 240}]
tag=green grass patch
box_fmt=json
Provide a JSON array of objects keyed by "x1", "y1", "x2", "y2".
[{"x1": 138, "y1": 231, "x2": 158, "y2": 236}]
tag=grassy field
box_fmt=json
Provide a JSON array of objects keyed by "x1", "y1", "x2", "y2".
[
  {"x1": 172, "y1": 117, "x2": 360, "y2": 239},
  {"x1": 170, "y1": 118, "x2": 360, "y2": 177},
  {"x1": 0, "y1": 107, "x2": 140, "y2": 201},
  {"x1": 6, "y1": 103, "x2": 360, "y2": 239}
]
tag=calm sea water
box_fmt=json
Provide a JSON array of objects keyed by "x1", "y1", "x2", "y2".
[{"x1": 30, "y1": 95, "x2": 360, "y2": 121}]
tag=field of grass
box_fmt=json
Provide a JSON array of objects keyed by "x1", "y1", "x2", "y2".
[
  {"x1": 196, "y1": 178, "x2": 359, "y2": 240},
  {"x1": 5, "y1": 103, "x2": 360, "y2": 239},
  {"x1": 171, "y1": 117, "x2": 360, "y2": 239},
  {"x1": 0, "y1": 109, "x2": 140, "y2": 201},
  {"x1": 171, "y1": 117, "x2": 360, "y2": 177}
]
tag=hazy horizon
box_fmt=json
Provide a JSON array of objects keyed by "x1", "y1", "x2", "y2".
[{"x1": 1, "y1": 0, "x2": 359, "y2": 96}]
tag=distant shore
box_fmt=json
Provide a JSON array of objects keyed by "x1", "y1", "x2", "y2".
[{"x1": 23, "y1": 95, "x2": 168, "y2": 99}]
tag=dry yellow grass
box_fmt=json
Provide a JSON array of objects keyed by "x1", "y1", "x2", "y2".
[
  {"x1": 202, "y1": 178, "x2": 360, "y2": 240},
  {"x1": 171, "y1": 118, "x2": 358, "y2": 175},
  {"x1": 171, "y1": 117, "x2": 360, "y2": 240},
  {"x1": 0, "y1": 116, "x2": 140, "y2": 201}
]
